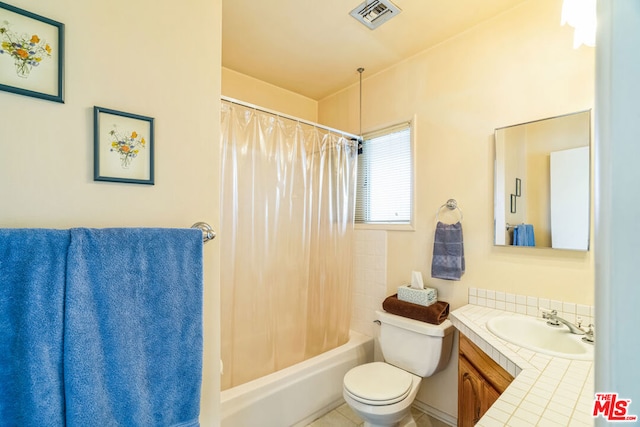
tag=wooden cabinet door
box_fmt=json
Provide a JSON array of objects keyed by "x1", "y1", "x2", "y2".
[
  {"x1": 458, "y1": 333, "x2": 514, "y2": 426},
  {"x1": 459, "y1": 355, "x2": 503, "y2": 426},
  {"x1": 481, "y1": 378, "x2": 500, "y2": 417},
  {"x1": 458, "y1": 355, "x2": 484, "y2": 427}
]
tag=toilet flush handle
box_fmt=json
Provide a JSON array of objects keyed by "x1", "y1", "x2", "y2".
[{"x1": 373, "y1": 320, "x2": 381, "y2": 325}]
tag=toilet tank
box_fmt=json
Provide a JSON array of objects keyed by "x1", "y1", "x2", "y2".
[{"x1": 376, "y1": 310, "x2": 454, "y2": 377}]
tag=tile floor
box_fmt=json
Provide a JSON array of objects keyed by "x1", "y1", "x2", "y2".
[{"x1": 306, "y1": 403, "x2": 452, "y2": 427}]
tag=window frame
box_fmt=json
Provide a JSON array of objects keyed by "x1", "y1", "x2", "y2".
[{"x1": 355, "y1": 120, "x2": 416, "y2": 231}]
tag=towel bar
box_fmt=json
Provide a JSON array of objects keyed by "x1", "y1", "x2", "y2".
[
  {"x1": 191, "y1": 222, "x2": 216, "y2": 243},
  {"x1": 505, "y1": 222, "x2": 525, "y2": 230}
]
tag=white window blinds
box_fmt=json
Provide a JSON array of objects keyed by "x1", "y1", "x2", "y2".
[{"x1": 355, "y1": 123, "x2": 413, "y2": 224}]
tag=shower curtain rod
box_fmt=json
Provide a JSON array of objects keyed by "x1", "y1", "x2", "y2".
[{"x1": 221, "y1": 96, "x2": 361, "y2": 141}]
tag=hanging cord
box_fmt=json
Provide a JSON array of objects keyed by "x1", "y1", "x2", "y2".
[{"x1": 356, "y1": 67, "x2": 365, "y2": 154}]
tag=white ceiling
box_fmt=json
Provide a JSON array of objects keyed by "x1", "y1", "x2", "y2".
[{"x1": 222, "y1": 0, "x2": 529, "y2": 100}]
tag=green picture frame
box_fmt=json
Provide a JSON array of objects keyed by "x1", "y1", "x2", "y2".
[
  {"x1": 0, "y1": 2, "x2": 64, "y2": 103},
  {"x1": 94, "y1": 106, "x2": 155, "y2": 185}
]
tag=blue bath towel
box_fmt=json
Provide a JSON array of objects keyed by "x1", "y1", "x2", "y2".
[
  {"x1": 513, "y1": 224, "x2": 536, "y2": 247},
  {"x1": 64, "y1": 228, "x2": 203, "y2": 427},
  {"x1": 431, "y1": 221, "x2": 465, "y2": 281},
  {"x1": 0, "y1": 229, "x2": 69, "y2": 427}
]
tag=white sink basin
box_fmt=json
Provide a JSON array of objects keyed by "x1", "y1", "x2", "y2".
[{"x1": 486, "y1": 315, "x2": 593, "y2": 360}]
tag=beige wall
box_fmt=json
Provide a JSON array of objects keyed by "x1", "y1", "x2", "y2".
[
  {"x1": 222, "y1": 67, "x2": 318, "y2": 122},
  {"x1": 319, "y1": 0, "x2": 594, "y2": 306},
  {"x1": 0, "y1": 0, "x2": 222, "y2": 425},
  {"x1": 318, "y1": 0, "x2": 594, "y2": 418}
]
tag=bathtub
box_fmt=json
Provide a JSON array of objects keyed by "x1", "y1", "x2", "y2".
[{"x1": 220, "y1": 330, "x2": 374, "y2": 427}]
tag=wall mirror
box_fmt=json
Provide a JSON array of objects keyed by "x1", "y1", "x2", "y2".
[{"x1": 494, "y1": 110, "x2": 591, "y2": 251}]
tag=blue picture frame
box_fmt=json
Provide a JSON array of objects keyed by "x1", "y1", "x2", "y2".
[
  {"x1": 94, "y1": 106, "x2": 155, "y2": 185},
  {"x1": 0, "y1": 2, "x2": 64, "y2": 103}
]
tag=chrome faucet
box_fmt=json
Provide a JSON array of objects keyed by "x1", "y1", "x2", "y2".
[
  {"x1": 542, "y1": 310, "x2": 585, "y2": 335},
  {"x1": 582, "y1": 324, "x2": 595, "y2": 344}
]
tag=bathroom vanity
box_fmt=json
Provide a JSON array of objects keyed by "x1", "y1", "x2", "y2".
[
  {"x1": 450, "y1": 304, "x2": 594, "y2": 426},
  {"x1": 458, "y1": 333, "x2": 513, "y2": 426}
]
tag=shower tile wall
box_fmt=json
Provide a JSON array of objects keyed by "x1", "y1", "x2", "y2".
[{"x1": 351, "y1": 230, "x2": 387, "y2": 337}]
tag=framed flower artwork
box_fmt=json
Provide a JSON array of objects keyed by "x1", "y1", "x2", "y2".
[
  {"x1": 0, "y1": 2, "x2": 64, "y2": 103},
  {"x1": 94, "y1": 106, "x2": 155, "y2": 185}
]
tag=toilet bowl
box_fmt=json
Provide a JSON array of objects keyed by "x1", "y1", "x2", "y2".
[
  {"x1": 342, "y1": 310, "x2": 454, "y2": 427},
  {"x1": 343, "y1": 362, "x2": 422, "y2": 427}
]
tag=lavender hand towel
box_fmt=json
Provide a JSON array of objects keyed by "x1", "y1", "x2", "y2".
[
  {"x1": 64, "y1": 228, "x2": 203, "y2": 427},
  {"x1": 431, "y1": 221, "x2": 465, "y2": 281},
  {"x1": 0, "y1": 229, "x2": 69, "y2": 427}
]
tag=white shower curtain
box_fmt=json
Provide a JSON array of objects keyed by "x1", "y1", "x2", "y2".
[{"x1": 220, "y1": 100, "x2": 358, "y2": 390}]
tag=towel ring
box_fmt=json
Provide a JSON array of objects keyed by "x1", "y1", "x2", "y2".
[{"x1": 436, "y1": 199, "x2": 463, "y2": 222}]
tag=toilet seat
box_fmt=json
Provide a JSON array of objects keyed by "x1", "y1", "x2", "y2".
[{"x1": 343, "y1": 362, "x2": 413, "y2": 406}]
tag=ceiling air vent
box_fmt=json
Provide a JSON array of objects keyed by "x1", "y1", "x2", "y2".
[{"x1": 350, "y1": 0, "x2": 402, "y2": 30}]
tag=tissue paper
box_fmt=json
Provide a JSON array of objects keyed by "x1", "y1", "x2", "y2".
[{"x1": 410, "y1": 271, "x2": 424, "y2": 289}]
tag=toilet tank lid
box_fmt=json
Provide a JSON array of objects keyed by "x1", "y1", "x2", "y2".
[{"x1": 375, "y1": 310, "x2": 453, "y2": 337}]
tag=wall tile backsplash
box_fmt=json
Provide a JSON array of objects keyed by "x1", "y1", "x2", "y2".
[
  {"x1": 468, "y1": 287, "x2": 595, "y2": 327},
  {"x1": 350, "y1": 230, "x2": 387, "y2": 337}
]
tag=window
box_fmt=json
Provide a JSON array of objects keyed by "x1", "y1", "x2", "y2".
[{"x1": 355, "y1": 122, "x2": 413, "y2": 225}]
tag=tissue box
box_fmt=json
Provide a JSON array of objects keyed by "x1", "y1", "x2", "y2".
[{"x1": 397, "y1": 285, "x2": 437, "y2": 307}]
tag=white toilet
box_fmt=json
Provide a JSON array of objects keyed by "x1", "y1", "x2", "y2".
[{"x1": 343, "y1": 310, "x2": 454, "y2": 427}]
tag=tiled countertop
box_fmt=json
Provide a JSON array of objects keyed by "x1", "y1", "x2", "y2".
[{"x1": 450, "y1": 304, "x2": 594, "y2": 427}]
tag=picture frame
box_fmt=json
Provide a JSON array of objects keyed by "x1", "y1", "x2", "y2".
[
  {"x1": 0, "y1": 2, "x2": 64, "y2": 103},
  {"x1": 515, "y1": 177, "x2": 522, "y2": 197},
  {"x1": 94, "y1": 106, "x2": 154, "y2": 185},
  {"x1": 510, "y1": 194, "x2": 517, "y2": 214}
]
